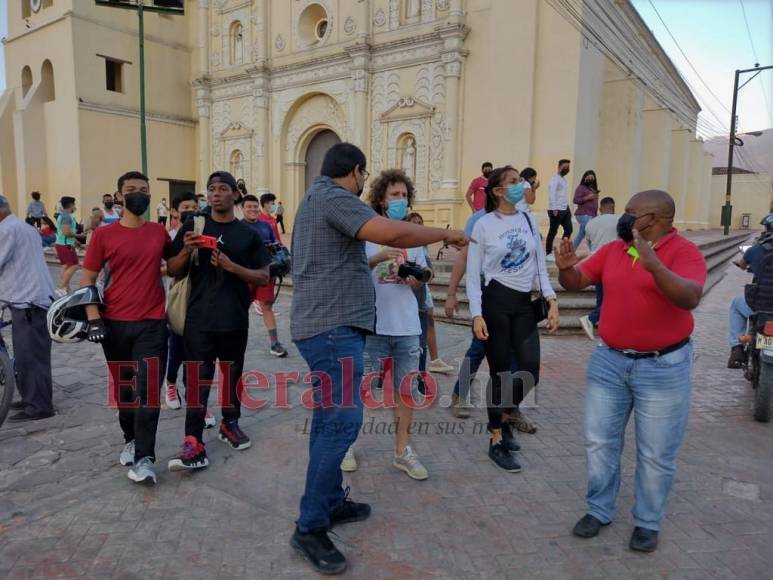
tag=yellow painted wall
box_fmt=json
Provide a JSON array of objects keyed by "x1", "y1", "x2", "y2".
[{"x1": 710, "y1": 173, "x2": 773, "y2": 230}]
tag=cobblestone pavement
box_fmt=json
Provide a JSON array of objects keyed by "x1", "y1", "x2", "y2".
[{"x1": 1, "y1": 263, "x2": 772, "y2": 580}]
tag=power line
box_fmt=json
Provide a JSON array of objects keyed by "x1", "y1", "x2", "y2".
[
  {"x1": 647, "y1": 0, "x2": 732, "y2": 119},
  {"x1": 739, "y1": 0, "x2": 772, "y2": 126}
]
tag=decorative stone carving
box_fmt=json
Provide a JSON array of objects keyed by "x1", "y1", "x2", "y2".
[
  {"x1": 344, "y1": 16, "x2": 356, "y2": 35},
  {"x1": 436, "y1": 0, "x2": 449, "y2": 10},
  {"x1": 415, "y1": 64, "x2": 446, "y2": 191},
  {"x1": 374, "y1": 8, "x2": 386, "y2": 27},
  {"x1": 421, "y1": 0, "x2": 434, "y2": 22},
  {"x1": 388, "y1": 0, "x2": 399, "y2": 28},
  {"x1": 283, "y1": 93, "x2": 348, "y2": 155},
  {"x1": 275, "y1": 34, "x2": 286, "y2": 51},
  {"x1": 406, "y1": 0, "x2": 420, "y2": 20},
  {"x1": 211, "y1": 50, "x2": 221, "y2": 67},
  {"x1": 370, "y1": 71, "x2": 401, "y2": 176},
  {"x1": 401, "y1": 136, "x2": 416, "y2": 181}
]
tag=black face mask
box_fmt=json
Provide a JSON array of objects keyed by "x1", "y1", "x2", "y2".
[
  {"x1": 104, "y1": 201, "x2": 114, "y2": 209},
  {"x1": 617, "y1": 213, "x2": 636, "y2": 244},
  {"x1": 179, "y1": 210, "x2": 196, "y2": 224},
  {"x1": 124, "y1": 193, "x2": 151, "y2": 216}
]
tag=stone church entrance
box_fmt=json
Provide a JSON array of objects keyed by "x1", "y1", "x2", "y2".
[{"x1": 304, "y1": 129, "x2": 341, "y2": 193}]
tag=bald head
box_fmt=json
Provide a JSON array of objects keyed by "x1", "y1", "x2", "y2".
[{"x1": 629, "y1": 190, "x2": 676, "y2": 219}]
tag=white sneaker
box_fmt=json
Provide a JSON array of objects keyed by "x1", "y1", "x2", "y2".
[
  {"x1": 428, "y1": 358, "x2": 454, "y2": 374},
  {"x1": 393, "y1": 445, "x2": 429, "y2": 480},
  {"x1": 165, "y1": 382, "x2": 181, "y2": 410},
  {"x1": 128, "y1": 457, "x2": 157, "y2": 485},
  {"x1": 579, "y1": 315, "x2": 595, "y2": 341},
  {"x1": 204, "y1": 409, "x2": 217, "y2": 429},
  {"x1": 341, "y1": 446, "x2": 357, "y2": 472},
  {"x1": 119, "y1": 440, "x2": 135, "y2": 466},
  {"x1": 54, "y1": 287, "x2": 67, "y2": 298}
]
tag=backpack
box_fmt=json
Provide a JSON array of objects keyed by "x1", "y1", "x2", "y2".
[
  {"x1": 167, "y1": 215, "x2": 206, "y2": 335},
  {"x1": 745, "y1": 239, "x2": 773, "y2": 313}
]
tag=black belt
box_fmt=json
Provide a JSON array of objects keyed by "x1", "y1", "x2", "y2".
[{"x1": 612, "y1": 337, "x2": 690, "y2": 359}]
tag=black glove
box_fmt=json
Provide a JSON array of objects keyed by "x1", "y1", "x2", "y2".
[{"x1": 87, "y1": 319, "x2": 107, "y2": 343}]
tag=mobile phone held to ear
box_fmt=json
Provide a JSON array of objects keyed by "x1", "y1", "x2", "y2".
[{"x1": 197, "y1": 235, "x2": 218, "y2": 250}]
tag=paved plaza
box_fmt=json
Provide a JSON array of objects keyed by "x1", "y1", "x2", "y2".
[{"x1": 0, "y1": 263, "x2": 772, "y2": 579}]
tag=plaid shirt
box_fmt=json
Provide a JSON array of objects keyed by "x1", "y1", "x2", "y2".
[{"x1": 290, "y1": 176, "x2": 378, "y2": 341}]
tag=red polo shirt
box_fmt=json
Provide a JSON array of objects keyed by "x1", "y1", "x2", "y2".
[
  {"x1": 579, "y1": 229, "x2": 707, "y2": 351},
  {"x1": 469, "y1": 176, "x2": 488, "y2": 211}
]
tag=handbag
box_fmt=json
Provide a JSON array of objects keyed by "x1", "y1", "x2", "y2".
[
  {"x1": 167, "y1": 215, "x2": 205, "y2": 335},
  {"x1": 523, "y1": 212, "x2": 550, "y2": 323}
]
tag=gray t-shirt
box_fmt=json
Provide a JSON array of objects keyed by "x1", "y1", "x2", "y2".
[
  {"x1": 585, "y1": 213, "x2": 620, "y2": 252},
  {"x1": 290, "y1": 176, "x2": 378, "y2": 341}
]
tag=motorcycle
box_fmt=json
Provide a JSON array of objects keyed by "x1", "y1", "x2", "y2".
[{"x1": 737, "y1": 244, "x2": 773, "y2": 422}]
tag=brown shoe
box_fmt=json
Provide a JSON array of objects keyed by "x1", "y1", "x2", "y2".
[
  {"x1": 452, "y1": 394, "x2": 471, "y2": 419},
  {"x1": 507, "y1": 410, "x2": 537, "y2": 434}
]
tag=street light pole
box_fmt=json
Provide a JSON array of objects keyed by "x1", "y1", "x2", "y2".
[{"x1": 722, "y1": 63, "x2": 773, "y2": 235}]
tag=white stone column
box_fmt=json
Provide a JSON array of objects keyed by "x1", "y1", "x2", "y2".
[
  {"x1": 356, "y1": 0, "x2": 371, "y2": 41},
  {"x1": 195, "y1": 85, "x2": 211, "y2": 190},
  {"x1": 253, "y1": 71, "x2": 270, "y2": 193},
  {"x1": 348, "y1": 44, "x2": 371, "y2": 151},
  {"x1": 198, "y1": 0, "x2": 209, "y2": 77},
  {"x1": 252, "y1": 0, "x2": 268, "y2": 64},
  {"x1": 438, "y1": 24, "x2": 468, "y2": 192}
]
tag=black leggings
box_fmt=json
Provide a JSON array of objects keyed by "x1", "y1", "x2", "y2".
[
  {"x1": 545, "y1": 208, "x2": 573, "y2": 255},
  {"x1": 481, "y1": 281, "x2": 541, "y2": 431}
]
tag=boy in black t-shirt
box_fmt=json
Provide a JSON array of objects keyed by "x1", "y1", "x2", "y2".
[{"x1": 166, "y1": 171, "x2": 270, "y2": 471}]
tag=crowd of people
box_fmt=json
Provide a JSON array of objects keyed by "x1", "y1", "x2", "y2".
[{"x1": 0, "y1": 141, "x2": 711, "y2": 575}]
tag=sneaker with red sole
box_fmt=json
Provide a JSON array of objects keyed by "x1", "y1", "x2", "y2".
[
  {"x1": 168, "y1": 436, "x2": 209, "y2": 472},
  {"x1": 218, "y1": 419, "x2": 251, "y2": 450}
]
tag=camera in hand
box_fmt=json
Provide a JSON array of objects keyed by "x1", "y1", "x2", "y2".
[{"x1": 398, "y1": 261, "x2": 431, "y2": 283}]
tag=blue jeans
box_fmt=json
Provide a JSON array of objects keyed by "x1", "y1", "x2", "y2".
[
  {"x1": 589, "y1": 283, "x2": 604, "y2": 326},
  {"x1": 452, "y1": 332, "x2": 518, "y2": 398},
  {"x1": 584, "y1": 342, "x2": 693, "y2": 530},
  {"x1": 418, "y1": 310, "x2": 429, "y2": 373},
  {"x1": 366, "y1": 334, "x2": 422, "y2": 397},
  {"x1": 574, "y1": 214, "x2": 593, "y2": 248},
  {"x1": 294, "y1": 326, "x2": 365, "y2": 532},
  {"x1": 729, "y1": 294, "x2": 753, "y2": 347}
]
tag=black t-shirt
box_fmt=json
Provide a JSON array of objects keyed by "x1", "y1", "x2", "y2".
[{"x1": 171, "y1": 216, "x2": 271, "y2": 331}]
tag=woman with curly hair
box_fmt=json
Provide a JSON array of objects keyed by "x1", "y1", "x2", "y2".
[{"x1": 340, "y1": 169, "x2": 432, "y2": 481}]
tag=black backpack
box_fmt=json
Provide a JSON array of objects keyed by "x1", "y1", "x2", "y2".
[{"x1": 745, "y1": 239, "x2": 773, "y2": 313}]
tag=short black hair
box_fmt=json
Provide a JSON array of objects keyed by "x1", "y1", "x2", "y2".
[
  {"x1": 61, "y1": 196, "x2": 76, "y2": 209},
  {"x1": 558, "y1": 159, "x2": 571, "y2": 166},
  {"x1": 102, "y1": 193, "x2": 112, "y2": 199},
  {"x1": 320, "y1": 143, "x2": 367, "y2": 179},
  {"x1": 171, "y1": 191, "x2": 196, "y2": 211},
  {"x1": 481, "y1": 162, "x2": 493, "y2": 171},
  {"x1": 31, "y1": 191, "x2": 41, "y2": 200},
  {"x1": 117, "y1": 171, "x2": 149, "y2": 192},
  {"x1": 600, "y1": 196, "x2": 615, "y2": 207},
  {"x1": 520, "y1": 167, "x2": 537, "y2": 181},
  {"x1": 260, "y1": 193, "x2": 277, "y2": 207},
  {"x1": 242, "y1": 194, "x2": 260, "y2": 204}
]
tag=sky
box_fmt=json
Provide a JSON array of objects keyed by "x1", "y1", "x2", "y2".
[{"x1": 0, "y1": 0, "x2": 770, "y2": 137}]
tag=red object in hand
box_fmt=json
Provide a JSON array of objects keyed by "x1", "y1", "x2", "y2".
[{"x1": 197, "y1": 235, "x2": 218, "y2": 250}]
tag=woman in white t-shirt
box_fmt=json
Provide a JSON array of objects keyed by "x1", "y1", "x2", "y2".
[
  {"x1": 466, "y1": 166, "x2": 560, "y2": 472},
  {"x1": 340, "y1": 169, "x2": 431, "y2": 481}
]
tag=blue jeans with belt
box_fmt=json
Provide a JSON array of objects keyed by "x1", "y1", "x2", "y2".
[
  {"x1": 294, "y1": 326, "x2": 365, "y2": 532},
  {"x1": 584, "y1": 341, "x2": 693, "y2": 530}
]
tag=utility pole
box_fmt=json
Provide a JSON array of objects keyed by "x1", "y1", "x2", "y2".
[
  {"x1": 723, "y1": 64, "x2": 773, "y2": 235},
  {"x1": 95, "y1": 0, "x2": 184, "y2": 177}
]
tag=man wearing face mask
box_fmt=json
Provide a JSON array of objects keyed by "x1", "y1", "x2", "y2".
[
  {"x1": 101, "y1": 193, "x2": 121, "y2": 226},
  {"x1": 82, "y1": 171, "x2": 174, "y2": 485},
  {"x1": 555, "y1": 190, "x2": 706, "y2": 553},
  {"x1": 465, "y1": 162, "x2": 493, "y2": 212},
  {"x1": 546, "y1": 159, "x2": 573, "y2": 258},
  {"x1": 290, "y1": 143, "x2": 470, "y2": 575}
]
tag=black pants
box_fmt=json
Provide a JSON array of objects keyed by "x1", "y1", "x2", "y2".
[
  {"x1": 158, "y1": 216, "x2": 167, "y2": 226},
  {"x1": 11, "y1": 307, "x2": 53, "y2": 415},
  {"x1": 183, "y1": 326, "x2": 248, "y2": 442},
  {"x1": 545, "y1": 208, "x2": 573, "y2": 255},
  {"x1": 276, "y1": 215, "x2": 285, "y2": 234},
  {"x1": 481, "y1": 281, "x2": 541, "y2": 431},
  {"x1": 102, "y1": 319, "x2": 168, "y2": 462}
]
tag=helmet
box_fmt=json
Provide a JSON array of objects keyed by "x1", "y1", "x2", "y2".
[
  {"x1": 47, "y1": 286, "x2": 103, "y2": 344},
  {"x1": 761, "y1": 213, "x2": 773, "y2": 233}
]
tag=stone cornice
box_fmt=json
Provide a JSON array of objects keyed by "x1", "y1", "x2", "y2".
[{"x1": 78, "y1": 100, "x2": 196, "y2": 128}]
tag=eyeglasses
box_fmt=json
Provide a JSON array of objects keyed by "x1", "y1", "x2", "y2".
[{"x1": 360, "y1": 169, "x2": 370, "y2": 181}]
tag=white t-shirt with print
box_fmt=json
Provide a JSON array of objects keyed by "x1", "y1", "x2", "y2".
[{"x1": 365, "y1": 242, "x2": 427, "y2": 336}]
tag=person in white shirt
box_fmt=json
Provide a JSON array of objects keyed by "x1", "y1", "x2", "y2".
[
  {"x1": 545, "y1": 159, "x2": 573, "y2": 257},
  {"x1": 156, "y1": 198, "x2": 169, "y2": 227},
  {"x1": 340, "y1": 169, "x2": 432, "y2": 481},
  {"x1": 579, "y1": 196, "x2": 619, "y2": 340},
  {"x1": 101, "y1": 193, "x2": 121, "y2": 226},
  {"x1": 467, "y1": 166, "x2": 559, "y2": 472}
]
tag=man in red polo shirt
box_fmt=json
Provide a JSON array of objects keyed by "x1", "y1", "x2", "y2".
[
  {"x1": 464, "y1": 162, "x2": 493, "y2": 211},
  {"x1": 555, "y1": 189, "x2": 706, "y2": 554}
]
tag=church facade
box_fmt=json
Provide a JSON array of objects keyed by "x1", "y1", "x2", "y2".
[{"x1": 1, "y1": 0, "x2": 715, "y2": 230}]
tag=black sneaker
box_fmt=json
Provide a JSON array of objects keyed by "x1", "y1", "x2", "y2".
[
  {"x1": 10, "y1": 401, "x2": 25, "y2": 411},
  {"x1": 168, "y1": 436, "x2": 209, "y2": 472},
  {"x1": 629, "y1": 526, "x2": 659, "y2": 552},
  {"x1": 501, "y1": 423, "x2": 521, "y2": 452},
  {"x1": 218, "y1": 419, "x2": 251, "y2": 450},
  {"x1": 330, "y1": 487, "x2": 372, "y2": 527},
  {"x1": 270, "y1": 342, "x2": 289, "y2": 358},
  {"x1": 572, "y1": 514, "x2": 610, "y2": 538},
  {"x1": 488, "y1": 440, "x2": 521, "y2": 472},
  {"x1": 290, "y1": 527, "x2": 347, "y2": 575}
]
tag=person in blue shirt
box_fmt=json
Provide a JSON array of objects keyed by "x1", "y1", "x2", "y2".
[{"x1": 728, "y1": 214, "x2": 773, "y2": 368}]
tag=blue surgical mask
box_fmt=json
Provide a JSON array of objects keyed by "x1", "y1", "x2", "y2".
[
  {"x1": 505, "y1": 182, "x2": 525, "y2": 205},
  {"x1": 386, "y1": 199, "x2": 408, "y2": 220}
]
